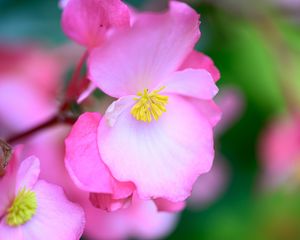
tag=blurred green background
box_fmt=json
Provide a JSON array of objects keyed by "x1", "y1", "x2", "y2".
[{"x1": 1, "y1": 0, "x2": 300, "y2": 239}]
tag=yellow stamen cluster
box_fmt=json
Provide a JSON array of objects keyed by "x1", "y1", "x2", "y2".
[
  {"x1": 6, "y1": 187, "x2": 37, "y2": 227},
  {"x1": 131, "y1": 86, "x2": 168, "y2": 122}
]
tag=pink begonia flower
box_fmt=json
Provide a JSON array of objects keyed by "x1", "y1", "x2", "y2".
[
  {"x1": 20, "y1": 124, "x2": 178, "y2": 239},
  {"x1": 84, "y1": 1, "x2": 218, "y2": 204},
  {"x1": 259, "y1": 117, "x2": 300, "y2": 187},
  {"x1": 0, "y1": 147, "x2": 85, "y2": 240},
  {"x1": 61, "y1": 0, "x2": 130, "y2": 49}
]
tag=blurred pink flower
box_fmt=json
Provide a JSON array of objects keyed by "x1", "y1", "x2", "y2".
[
  {"x1": 61, "y1": 0, "x2": 130, "y2": 49},
  {"x1": 188, "y1": 157, "x2": 229, "y2": 209},
  {"x1": 67, "y1": 1, "x2": 218, "y2": 209},
  {"x1": 21, "y1": 124, "x2": 178, "y2": 239},
  {"x1": 0, "y1": 147, "x2": 85, "y2": 240},
  {"x1": 0, "y1": 46, "x2": 65, "y2": 139},
  {"x1": 214, "y1": 87, "x2": 244, "y2": 135},
  {"x1": 259, "y1": 117, "x2": 300, "y2": 187}
]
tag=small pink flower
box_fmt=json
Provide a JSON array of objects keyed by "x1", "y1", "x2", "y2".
[
  {"x1": 66, "y1": 1, "x2": 219, "y2": 209},
  {"x1": 61, "y1": 0, "x2": 130, "y2": 49},
  {"x1": 259, "y1": 117, "x2": 300, "y2": 187},
  {"x1": 0, "y1": 147, "x2": 85, "y2": 240},
  {"x1": 20, "y1": 124, "x2": 178, "y2": 239}
]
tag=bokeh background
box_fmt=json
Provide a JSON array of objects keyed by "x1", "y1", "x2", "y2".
[{"x1": 1, "y1": 0, "x2": 300, "y2": 239}]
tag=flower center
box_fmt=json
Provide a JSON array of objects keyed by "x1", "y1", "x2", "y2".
[
  {"x1": 6, "y1": 187, "x2": 37, "y2": 227},
  {"x1": 131, "y1": 86, "x2": 168, "y2": 122}
]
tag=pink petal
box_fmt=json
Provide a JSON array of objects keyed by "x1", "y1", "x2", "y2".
[
  {"x1": 89, "y1": 192, "x2": 131, "y2": 212},
  {"x1": 127, "y1": 196, "x2": 179, "y2": 239},
  {"x1": 61, "y1": 0, "x2": 130, "y2": 48},
  {"x1": 154, "y1": 198, "x2": 186, "y2": 212},
  {"x1": 192, "y1": 99, "x2": 222, "y2": 127},
  {"x1": 88, "y1": 1, "x2": 200, "y2": 98},
  {"x1": 82, "y1": 194, "x2": 178, "y2": 240},
  {"x1": 98, "y1": 95, "x2": 214, "y2": 201},
  {"x1": 179, "y1": 50, "x2": 221, "y2": 82},
  {"x1": 65, "y1": 112, "x2": 134, "y2": 198},
  {"x1": 0, "y1": 222, "x2": 23, "y2": 240},
  {"x1": 22, "y1": 180, "x2": 85, "y2": 240},
  {"x1": 15, "y1": 156, "x2": 40, "y2": 192},
  {"x1": 20, "y1": 125, "x2": 74, "y2": 193},
  {"x1": 105, "y1": 96, "x2": 135, "y2": 127},
  {"x1": 162, "y1": 69, "x2": 218, "y2": 100}
]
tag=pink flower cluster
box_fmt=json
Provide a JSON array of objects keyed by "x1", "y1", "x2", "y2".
[
  {"x1": 0, "y1": 0, "x2": 221, "y2": 239},
  {"x1": 64, "y1": 0, "x2": 220, "y2": 211}
]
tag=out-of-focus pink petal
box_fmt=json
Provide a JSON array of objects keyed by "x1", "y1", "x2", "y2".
[
  {"x1": 19, "y1": 125, "x2": 73, "y2": 192},
  {"x1": 162, "y1": 69, "x2": 218, "y2": 100},
  {"x1": 20, "y1": 180, "x2": 85, "y2": 240},
  {"x1": 0, "y1": 47, "x2": 65, "y2": 139},
  {"x1": 260, "y1": 117, "x2": 300, "y2": 181},
  {"x1": 215, "y1": 87, "x2": 244, "y2": 135},
  {"x1": 188, "y1": 158, "x2": 230, "y2": 209},
  {"x1": 89, "y1": 192, "x2": 131, "y2": 212},
  {"x1": 88, "y1": 1, "x2": 200, "y2": 97},
  {"x1": 62, "y1": 0, "x2": 130, "y2": 48},
  {"x1": 15, "y1": 156, "x2": 40, "y2": 192},
  {"x1": 0, "y1": 80, "x2": 57, "y2": 138},
  {"x1": 82, "y1": 194, "x2": 178, "y2": 240},
  {"x1": 154, "y1": 198, "x2": 186, "y2": 212},
  {"x1": 127, "y1": 196, "x2": 179, "y2": 239},
  {"x1": 98, "y1": 95, "x2": 214, "y2": 201},
  {"x1": 65, "y1": 112, "x2": 134, "y2": 198},
  {"x1": 179, "y1": 50, "x2": 221, "y2": 82}
]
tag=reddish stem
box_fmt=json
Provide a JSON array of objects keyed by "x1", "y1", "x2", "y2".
[
  {"x1": 6, "y1": 113, "x2": 78, "y2": 143},
  {"x1": 66, "y1": 50, "x2": 89, "y2": 101}
]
